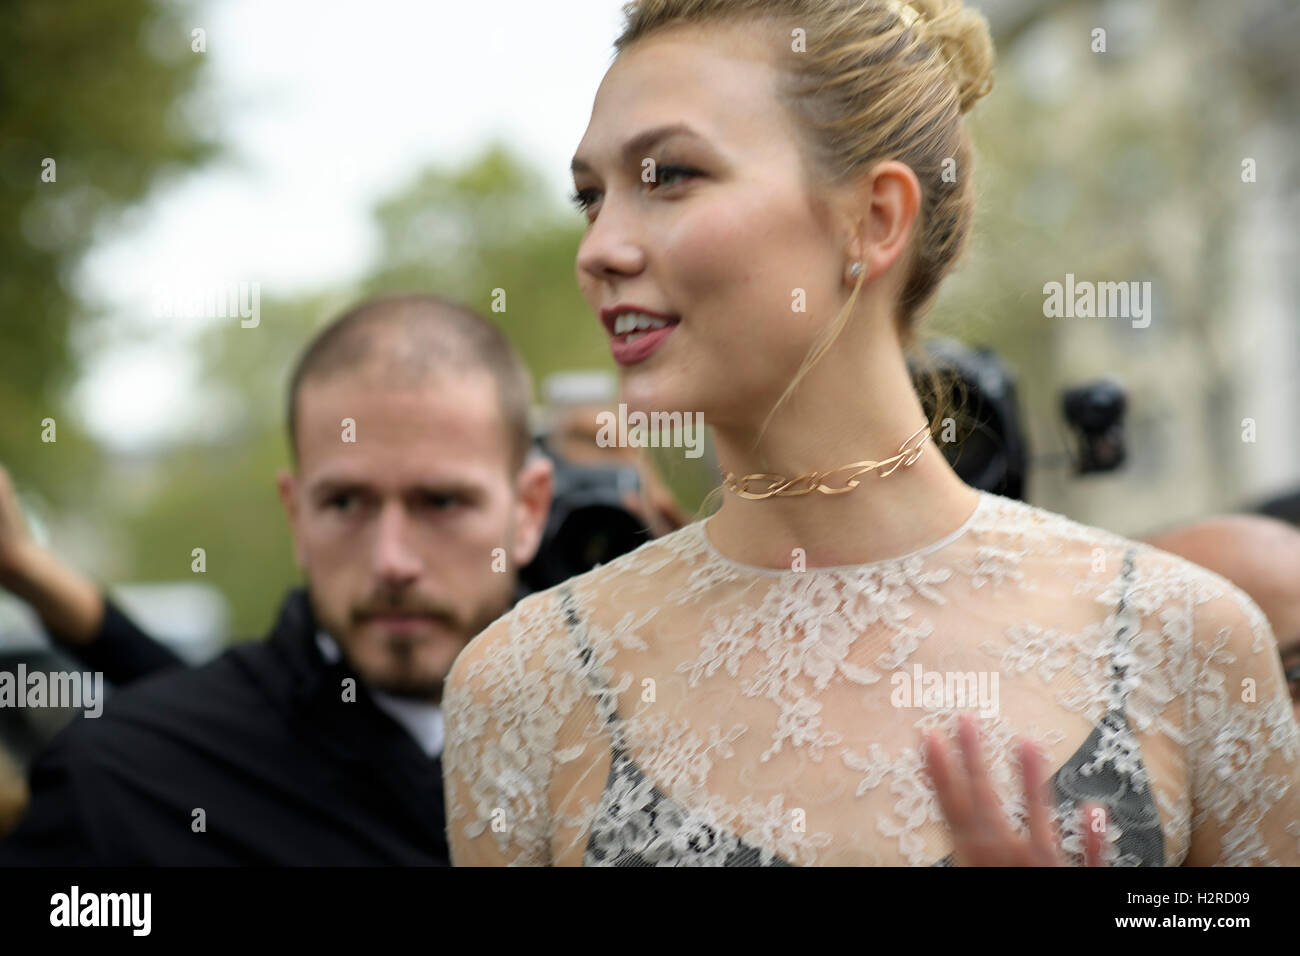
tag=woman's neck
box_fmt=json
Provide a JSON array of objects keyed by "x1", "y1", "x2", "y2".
[{"x1": 705, "y1": 343, "x2": 982, "y2": 570}]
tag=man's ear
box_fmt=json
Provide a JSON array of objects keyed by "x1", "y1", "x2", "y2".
[
  {"x1": 275, "y1": 468, "x2": 308, "y2": 571},
  {"x1": 510, "y1": 454, "x2": 554, "y2": 569}
]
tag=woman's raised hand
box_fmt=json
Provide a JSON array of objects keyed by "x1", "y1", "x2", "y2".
[{"x1": 922, "y1": 713, "x2": 1109, "y2": 866}]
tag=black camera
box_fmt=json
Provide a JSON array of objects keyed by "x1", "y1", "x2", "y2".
[
  {"x1": 908, "y1": 338, "x2": 1029, "y2": 500},
  {"x1": 518, "y1": 442, "x2": 651, "y2": 594},
  {"x1": 1061, "y1": 379, "x2": 1126, "y2": 473}
]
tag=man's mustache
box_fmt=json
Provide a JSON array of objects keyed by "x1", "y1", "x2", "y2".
[{"x1": 351, "y1": 594, "x2": 459, "y2": 627}]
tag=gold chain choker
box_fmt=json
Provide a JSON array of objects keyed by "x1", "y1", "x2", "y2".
[{"x1": 722, "y1": 425, "x2": 932, "y2": 500}]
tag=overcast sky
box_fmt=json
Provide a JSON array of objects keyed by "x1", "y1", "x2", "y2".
[{"x1": 73, "y1": 0, "x2": 628, "y2": 450}]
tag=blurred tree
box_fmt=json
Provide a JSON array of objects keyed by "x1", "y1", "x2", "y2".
[
  {"x1": 363, "y1": 141, "x2": 607, "y2": 382},
  {"x1": 115, "y1": 292, "x2": 341, "y2": 638},
  {"x1": 115, "y1": 428, "x2": 300, "y2": 641},
  {"x1": 927, "y1": 0, "x2": 1299, "y2": 529},
  {"x1": 0, "y1": 0, "x2": 214, "y2": 499}
]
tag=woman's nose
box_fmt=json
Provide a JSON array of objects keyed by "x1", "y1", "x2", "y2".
[{"x1": 575, "y1": 196, "x2": 647, "y2": 281}]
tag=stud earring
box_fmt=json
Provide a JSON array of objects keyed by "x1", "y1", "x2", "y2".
[{"x1": 847, "y1": 261, "x2": 864, "y2": 280}]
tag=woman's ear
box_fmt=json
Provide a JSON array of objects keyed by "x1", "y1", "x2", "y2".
[
  {"x1": 839, "y1": 160, "x2": 921, "y2": 281},
  {"x1": 862, "y1": 160, "x2": 922, "y2": 277}
]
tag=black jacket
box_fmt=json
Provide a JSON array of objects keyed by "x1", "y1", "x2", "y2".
[
  {"x1": 0, "y1": 589, "x2": 449, "y2": 865},
  {"x1": 59, "y1": 596, "x2": 186, "y2": 686}
]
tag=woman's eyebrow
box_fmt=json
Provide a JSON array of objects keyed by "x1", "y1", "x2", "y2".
[{"x1": 571, "y1": 123, "x2": 705, "y2": 176}]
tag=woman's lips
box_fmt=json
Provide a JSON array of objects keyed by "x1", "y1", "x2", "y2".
[{"x1": 609, "y1": 323, "x2": 678, "y2": 366}]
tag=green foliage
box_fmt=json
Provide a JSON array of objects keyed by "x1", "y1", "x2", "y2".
[
  {"x1": 0, "y1": 0, "x2": 213, "y2": 501},
  {"x1": 117, "y1": 431, "x2": 299, "y2": 639},
  {"x1": 362, "y1": 141, "x2": 608, "y2": 383}
]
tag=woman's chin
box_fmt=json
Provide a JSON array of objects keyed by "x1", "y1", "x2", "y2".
[
  {"x1": 620, "y1": 392, "x2": 700, "y2": 420},
  {"x1": 618, "y1": 376, "x2": 673, "y2": 414},
  {"x1": 622, "y1": 380, "x2": 741, "y2": 433}
]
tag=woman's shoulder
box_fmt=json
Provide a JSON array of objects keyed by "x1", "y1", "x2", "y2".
[
  {"x1": 448, "y1": 522, "x2": 708, "y2": 684},
  {"x1": 973, "y1": 490, "x2": 1274, "y2": 648},
  {"x1": 971, "y1": 489, "x2": 1148, "y2": 556},
  {"x1": 522, "y1": 519, "x2": 711, "y2": 606}
]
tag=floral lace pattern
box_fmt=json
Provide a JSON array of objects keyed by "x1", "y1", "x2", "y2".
[{"x1": 442, "y1": 490, "x2": 1300, "y2": 866}]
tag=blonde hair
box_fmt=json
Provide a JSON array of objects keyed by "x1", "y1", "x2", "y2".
[{"x1": 613, "y1": 0, "x2": 994, "y2": 455}]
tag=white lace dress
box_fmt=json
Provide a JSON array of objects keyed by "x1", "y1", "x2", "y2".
[{"x1": 442, "y1": 489, "x2": 1300, "y2": 866}]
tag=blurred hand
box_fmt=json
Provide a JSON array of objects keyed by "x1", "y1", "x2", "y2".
[
  {"x1": 0, "y1": 463, "x2": 103, "y2": 643},
  {"x1": 923, "y1": 713, "x2": 1109, "y2": 866},
  {"x1": 0, "y1": 464, "x2": 36, "y2": 586},
  {"x1": 0, "y1": 742, "x2": 29, "y2": 840}
]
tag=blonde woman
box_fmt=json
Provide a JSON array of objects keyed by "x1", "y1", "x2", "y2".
[{"x1": 442, "y1": 0, "x2": 1300, "y2": 866}]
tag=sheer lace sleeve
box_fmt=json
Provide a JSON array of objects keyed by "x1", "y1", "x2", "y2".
[
  {"x1": 442, "y1": 591, "x2": 569, "y2": 866},
  {"x1": 1183, "y1": 581, "x2": 1300, "y2": 865},
  {"x1": 442, "y1": 582, "x2": 664, "y2": 866}
]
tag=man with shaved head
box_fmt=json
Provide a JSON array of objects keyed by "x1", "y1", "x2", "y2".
[
  {"x1": 0, "y1": 295, "x2": 553, "y2": 865},
  {"x1": 277, "y1": 296, "x2": 547, "y2": 702},
  {"x1": 1143, "y1": 514, "x2": 1300, "y2": 725}
]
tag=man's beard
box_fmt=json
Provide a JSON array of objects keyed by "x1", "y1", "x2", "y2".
[
  {"x1": 306, "y1": 585, "x2": 511, "y2": 702},
  {"x1": 365, "y1": 657, "x2": 451, "y2": 701}
]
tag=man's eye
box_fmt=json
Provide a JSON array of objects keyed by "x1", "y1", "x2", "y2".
[
  {"x1": 420, "y1": 493, "x2": 461, "y2": 510},
  {"x1": 327, "y1": 493, "x2": 360, "y2": 512}
]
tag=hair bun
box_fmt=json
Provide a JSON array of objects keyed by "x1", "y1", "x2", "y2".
[{"x1": 906, "y1": 0, "x2": 996, "y2": 113}]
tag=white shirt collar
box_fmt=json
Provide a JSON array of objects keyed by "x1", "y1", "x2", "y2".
[{"x1": 315, "y1": 631, "x2": 444, "y2": 758}]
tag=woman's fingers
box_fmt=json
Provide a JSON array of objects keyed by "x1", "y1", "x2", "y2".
[
  {"x1": 1079, "y1": 802, "x2": 1109, "y2": 866},
  {"x1": 927, "y1": 720, "x2": 1112, "y2": 867},
  {"x1": 955, "y1": 714, "x2": 1005, "y2": 835},
  {"x1": 925, "y1": 728, "x2": 997, "y2": 864},
  {"x1": 922, "y1": 729, "x2": 973, "y2": 833},
  {"x1": 929, "y1": 717, "x2": 1018, "y2": 864},
  {"x1": 1018, "y1": 738, "x2": 1063, "y2": 865}
]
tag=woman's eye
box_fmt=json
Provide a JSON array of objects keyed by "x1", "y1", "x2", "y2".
[
  {"x1": 569, "y1": 165, "x2": 699, "y2": 218},
  {"x1": 569, "y1": 187, "x2": 599, "y2": 213},
  {"x1": 651, "y1": 165, "x2": 699, "y2": 189}
]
